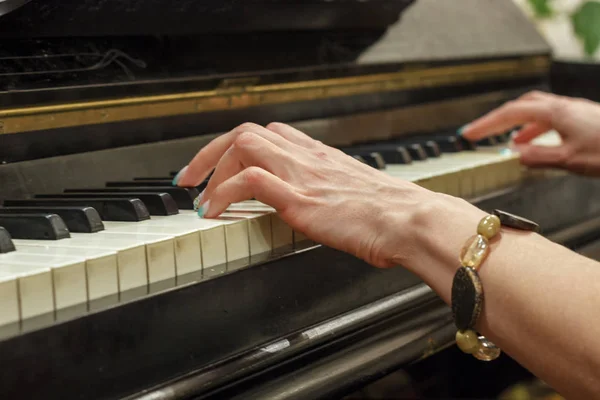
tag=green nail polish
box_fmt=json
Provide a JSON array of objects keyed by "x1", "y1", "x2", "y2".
[
  {"x1": 457, "y1": 124, "x2": 469, "y2": 136},
  {"x1": 197, "y1": 200, "x2": 210, "y2": 218},
  {"x1": 172, "y1": 166, "x2": 188, "y2": 186}
]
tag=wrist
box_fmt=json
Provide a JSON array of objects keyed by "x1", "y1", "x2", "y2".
[{"x1": 384, "y1": 192, "x2": 487, "y2": 301}]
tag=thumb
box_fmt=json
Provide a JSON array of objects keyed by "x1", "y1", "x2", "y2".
[{"x1": 515, "y1": 143, "x2": 572, "y2": 168}]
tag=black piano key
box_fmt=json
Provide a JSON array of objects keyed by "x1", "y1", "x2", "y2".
[
  {"x1": 36, "y1": 193, "x2": 178, "y2": 216},
  {"x1": 107, "y1": 180, "x2": 174, "y2": 187},
  {"x1": 351, "y1": 153, "x2": 386, "y2": 169},
  {"x1": 0, "y1": 207, "x2": 104, "y2": 233},
  {"x1": 374, "y1": 147, "x2": 412, "y2": 164},
  {"x1": 107, "y1": 180, "x2": 209, "y2": 192},
  {"x1": 3, "y1": 198, "x2": 150, "y2": 222},
  {"x1": 476, "y1": 136, "x2": 497, "y2": 146},
  {"x1": 458, "y1": 136, "x2": 477, "y2": 151},
  {"x1": 0, "y1": 214, "x2": 70, "y2": 240},
  {"x1": 423, "y1": 140, "x2": 441, "y2": 158},
  {"x1": 496, "y1": 132, "x2": 510, "y2": 143},
  {"x1": 0, "y1": 227, "x2": 16, "y2": 253},
  {"x1": 434, "y1": 136, "x2": 463, "y2": 153},
  {"x1": 133, "y1": 177, "x2": 172, "y2": 181},
  {"x1": 65, "y1": 187, "x2": 199, "y2": 210},
  {"x1": 406, "y1": 144, "x2": 427, "y2": 161}
]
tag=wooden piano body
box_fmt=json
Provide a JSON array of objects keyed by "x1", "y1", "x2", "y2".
[{"x1": 2, "y1": 1, "x2": 600, "y2": 398}]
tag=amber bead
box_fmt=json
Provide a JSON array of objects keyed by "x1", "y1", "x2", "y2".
[
  {"x1": 473, "y1": 336, "x2": 501, "y2": 361},
  {"x1": 455, "y1": 329, "x2": 479, "y2": 354},
  {"x1": 477, "y1": 214, "x2": 501, "y2": 239},
  {"x1": 460, "y1": 234, "x2": 489, "y2": 270}
]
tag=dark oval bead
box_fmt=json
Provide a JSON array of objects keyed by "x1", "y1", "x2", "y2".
[
  {"x1": 492, "y1": 209, "x2": 539, "y2": 232},
  {"x1": 451, "y1": 266, "x2": 483, "y2": 331}
]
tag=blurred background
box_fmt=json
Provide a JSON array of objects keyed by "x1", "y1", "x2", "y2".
[{"x1": 513, "y1": 0, "x2": 600, "y2": 101}]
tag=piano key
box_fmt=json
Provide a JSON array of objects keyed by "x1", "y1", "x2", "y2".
[
  {"x1": 0, "y1": 206, "x2": 104, "y2": 233},
  {"x1": 3, "y1": 198, "x2": 150, "y2": 222},
  {"x1": 15, "y1": 244, "x2": 119, "y2": 305},
  {"x1": 133, "y1": 177, "x2": 174, "y2": 181},
  {"x1": 0, "y1": 253, "x2": 88, "y2": 313},
  {"x1": 36, "y1": 192, "x2": 179, "y2": 216},
  {"x1": 458, "y1": 136, "x2": 477, "y2": 151},
  {"x1": 422, "y1": 140, "x2": 441, "y2": 158},
  {"x1": 353, "y1": 153, "x2": 386, "y2": 169},
  {"x1": 476, "y1": 136, "x2": 497, "y2": 146},
  {"x1": 109, "y1": 179, "x2": 210, "y2": 192},
  {"x1": 225, "y1": 202, "x2": 294, "y2": 250},
  {"x1": 432, "y1": 135, "x2": 463, "y2": 153},
  {"x1": 0, "y1": 264, "x2": 52, "y2": 325},
  {"x1": 219, "y1": 211, "x2": 273, "y2": 256},
  {"x1": 74, "y1": 231, "x2": 176, "y2": 289},
  {"x1": 149, "y1": 213, "x2": 249, "y2": 267},
  {"x1": 13, "y1": 236, "x2": 145, "y2": 297},
  {"x1": 0, "y1": 227, "x2": 16, "y2": 254},
  {"x1": 65, "y1": 187, "x2": 199, "y2": 209},
  {"x1": 0, "y1": 214, "x2": 70, "y2": 240},
  {"x1": 496, "y1": 132, "x2": 510, "y2": 143},
  {"x1": 0, "y1": 271, "x2": 19, "y2": 327},
  {"x1": 101, "y1": 222, "x2": 202, "y2": 277},
  {"x1": 406, "y1": 144, "x2": 427, "y2": 161}
]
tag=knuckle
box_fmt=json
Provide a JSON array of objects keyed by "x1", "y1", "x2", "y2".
[
  {"x1": 243, "y1": 166, "x2": 265, "y2": 187},
  {"x1": 266, "y1": 122, "x2": 286, "y2": 131},
  {"x1": 234, "y1": 131, "x2": 258, "y2": 149},
  {"x1": 236, "y1": 122, "x2": 262, "y2": 134}
]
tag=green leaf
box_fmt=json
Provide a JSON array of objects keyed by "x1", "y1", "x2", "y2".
[
  {"x1": 572, "y1": 1, "x2": 600, "y2": 56},
  {"x1": 527, "y1": 0, "x2": 553, "y2": 18}
]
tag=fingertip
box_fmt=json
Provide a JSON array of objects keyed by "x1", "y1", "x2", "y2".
[
  {"x1": 172, "y1": 165, "x2": 188, "y2": 186},
  {"x1": 456, "y1": 124, "x2": 470, "y2": 137},
  {"x1": 196, "y1": 200, "x2": 211, "y2": 218}
]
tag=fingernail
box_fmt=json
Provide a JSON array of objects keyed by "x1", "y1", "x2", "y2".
[
  {"x1": 197, "y1": 200, "x2": 211, "y2": 218},
  {"x1": 172, "y1": 166, "x2": 188, "y2": 186},
  {"x1": 456, "y1": 124, "x2": 470, "y2": 136},
  {"x1": 193, "y1": 190, "x2": 204, "y2": 211}
]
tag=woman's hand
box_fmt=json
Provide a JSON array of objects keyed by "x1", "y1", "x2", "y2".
[
  {"x1": 174, "y1": 122, "x2": 484, "y2": 270},
  {"x1": 460, "y1": 91, "x2": 600, "y2": 176}
]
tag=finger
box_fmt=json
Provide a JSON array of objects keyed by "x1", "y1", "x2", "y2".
[
  {"x1": 515, "y1": 143, "x2": 572, "y2": 168},
  {"x1": 512, "y1": 122, "x2": 552, "y2": 144},
  {"x1": 518, "y1": 90, "x2": 556, "y2": 102},
  {"x1": 199, "y1": 131, "x2": 293, "y2": 204},
  {"x1": 266, "y1": 122, "x2": 316, "y2": 148},
  {"x1": 201, "y1": 167, "x2": 297, "y2": 218},
  {"x1": 178, "y1": 123, "x2": 298, "y2": 187},
  {"x1": 460, "y1": 99, "x2": 554, "y2": 141}
]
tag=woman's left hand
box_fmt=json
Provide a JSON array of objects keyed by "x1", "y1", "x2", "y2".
[{"x1": 174, "y1": 122, "x2": 485, "y2": 270}]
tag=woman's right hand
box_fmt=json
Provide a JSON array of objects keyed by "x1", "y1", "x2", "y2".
[{"x1": 460, "y1": 91, "x2": 600, "y2": 176}]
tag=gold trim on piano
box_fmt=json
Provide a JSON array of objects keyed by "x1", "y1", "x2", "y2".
[{"x1": 0, "y1": 56, "x2": 549, "y2": 135}]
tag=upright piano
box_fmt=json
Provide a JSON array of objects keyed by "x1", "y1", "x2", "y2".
[{"x1": 1, "y1": 1, "x2": 600, "y2": 398}]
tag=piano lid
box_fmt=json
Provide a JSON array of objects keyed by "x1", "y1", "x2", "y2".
[
  {"x1": 0, "y1": 0, "x2": 552, "y2": 163},
  {"x1": 0, "y1": 0, "x2": 416, "y2": 36}
]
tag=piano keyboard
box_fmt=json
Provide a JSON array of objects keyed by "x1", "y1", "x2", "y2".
[{"x1": 0, "y1": 130, "x2": 561, "y2": 331}]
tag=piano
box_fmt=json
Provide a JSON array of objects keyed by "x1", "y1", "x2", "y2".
[{"x1": 2, "y1": 1, "x2": 600, "y2": 398}]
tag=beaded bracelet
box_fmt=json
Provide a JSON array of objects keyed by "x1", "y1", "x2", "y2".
[{"x1": 451, "y1": 209, "x2": 539, "y2": 361}]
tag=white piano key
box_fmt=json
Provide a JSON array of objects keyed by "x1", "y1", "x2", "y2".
[
  {"x1": 0, "y1": 263, "x2": 53, "y2": 320},
  {"x1": 0, "y1": 253, "x2": 87, "y2": 311},
  {"x1": 220, "y1": 211, "x2": 272, "y2": 256},
  {"x1": 13, "y1": 236, "x2": 146, "y2": 295},
  {"x1": 143, "y1": 214, "x2": 247, "y2": 267},
  {"x1": 102, "y1": 222, "x2": 202, "y2": 277},
  {"x1": 0, "y1": 271, "x2": 19, "y2": 326},
  {"x1": 13, "y1": 244, "x2": 119, "y2": 302},
  {"x1": 76, "y1": 232, "x2": 175, "y2": 286}
]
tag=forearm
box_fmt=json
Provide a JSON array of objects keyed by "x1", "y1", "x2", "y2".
[{"x1": 391, "y1": 194, "x2": 600, "y2": 398}]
